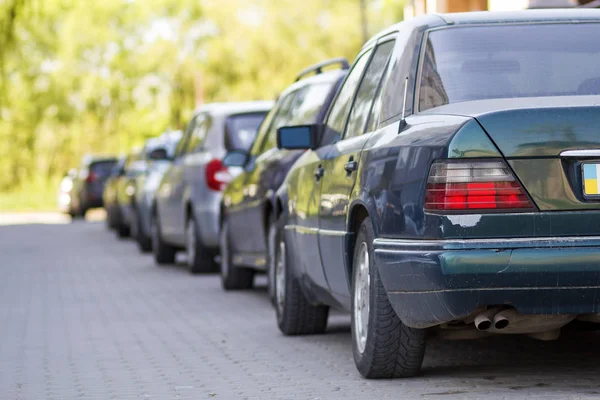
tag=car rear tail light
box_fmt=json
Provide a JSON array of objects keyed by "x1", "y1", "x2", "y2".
[
  {"x1": 205, "y1": 159, "x2": 231, "y2": 191},
  {"x1": 424, "y1": 160, "x2": 534, "y2": 211},
  {"x1": 85, "y1": 172, "x2": 97, "y2": 183}
]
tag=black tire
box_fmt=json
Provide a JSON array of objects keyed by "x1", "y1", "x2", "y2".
[
  {"x1": 133, "y1": 209, "x2": 152, "y2": 253},
  {"x1": 275, "y1": 217, "x2": 328, "y2": 335},
  {"x1": 219, "y1": 219, "x2": 255, "y2": 290},
  {"x1": 185, "y1": 212, "x2": 217, "y2": 274},
  {"x1": 116, "y1": 221, "x2": 130, "y2": 238},
  {"x1": 266, "y1": 213, "x2": 279, "y2": 304},
  {"x1": 151, "y1": 212, "x2": 176, "y2": 265},
  {"x1": 351, "y1": 217, "x2": 426, "y2": 379}
]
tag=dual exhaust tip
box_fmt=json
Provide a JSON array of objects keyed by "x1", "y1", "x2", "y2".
[{"x1": 474, "y1": 308, "x2": 513, "y2": 331}]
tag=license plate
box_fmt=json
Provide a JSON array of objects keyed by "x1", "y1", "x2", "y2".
[{"x1": 583, "y1": 163, "x2": 600, "y2": 196}]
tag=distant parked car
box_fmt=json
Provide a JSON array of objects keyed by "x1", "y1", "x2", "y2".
[
  {"x1": 70, "y1": 155, "x2": 118, "y2": 218},
  {"x1": 219, "y1": 59, "x2": 348, "y2": 294},
  {"x1": 153, "y1": 101, "x2": 273, "y2": 273},
  {"x1": 103, "y1": 157, "x2": 126, "y2": 229},
  {"x1": 273, "y1": 10, "x2": 600, "y2": 379},
  {"x1": 130, "y1": 130, "x2": 182, "y2": 252},
  {"x1": 58, "y1": 168, "x2": 78, "y2": 216},
  {"x1": 113, "y1": 150, "x2": 146, "y2": 238}
]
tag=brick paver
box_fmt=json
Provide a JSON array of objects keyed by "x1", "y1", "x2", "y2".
[{"x1": 1, "y1": 221, "x2": 600, "y2": 399}]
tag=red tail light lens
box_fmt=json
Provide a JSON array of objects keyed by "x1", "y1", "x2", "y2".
[
  {"x1": 205, "y1": 159, "x2": 231, "y2": 191},
  {"x1": 424, "y1": 160, "x2": 534, "y2": 211},
  {"x1": 85, "y1": 172, "x2": 97, "y2": 183}
]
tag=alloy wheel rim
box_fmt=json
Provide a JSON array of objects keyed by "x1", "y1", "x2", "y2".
[
  {"x1": 275, "y1": 240, "x2": 286, "y2": 314},
  {"x1": 186, "y1": 222, "x2": 196, "y2": 266},
  {"x1": 353, "y1": 242, "x2": 370, "y2": 355}
]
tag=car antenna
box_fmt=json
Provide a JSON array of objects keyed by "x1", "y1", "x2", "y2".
[{"x1": 398, "y1": 77, "x2": 408, "y2": 133}]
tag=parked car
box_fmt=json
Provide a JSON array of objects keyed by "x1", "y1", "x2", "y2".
[
  {"x1": 272, "y1": 9, "x2": 600, "y2": 379},
  {"x1": 103, "y1": 156, "x2": 126, "y2": 229},
  {"x1": 153, "y1": 101, "x2": 273, "y2": 273},
  {"x1": 113, "y1": 149, "x2": 146, "y2": 238},
  {"x1": 130, "y1": 130, "x2": 183, "y2": 252},
  {"x1": 58, "y1": 168, "x2": 78, "y2": 216},
  {"x1": 219, "y1": 59, "x2": 348, "y2": 294},
  {"x1": 70, "y1": 155, "x2": 118, "y2": 218}
]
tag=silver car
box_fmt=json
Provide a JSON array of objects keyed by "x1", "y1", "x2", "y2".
[
  {"x1": 130, "y1": 130, "x2": 183, "y2": 252},
  {"x1": 152, "y1": 101, "x2": 273, "y2": 273}
]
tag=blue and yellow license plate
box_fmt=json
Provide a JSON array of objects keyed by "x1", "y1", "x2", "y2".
[{"x1": 583, "y1": 163, "x2": 600, "y2": 196}]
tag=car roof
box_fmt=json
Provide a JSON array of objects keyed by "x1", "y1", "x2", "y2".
[
  {"x1": 367, "y1": 9, "x2": 600, "y2": 46},
  {"x1": 279, "y1": 69, "x2": 347, "y2": 99},
  {"x1": 193, "y1": 101, "x2": 273, "y2": 117}
]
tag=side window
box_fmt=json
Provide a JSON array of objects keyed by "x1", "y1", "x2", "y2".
[
  {"x1": 174, "y1": 116, "x2": 197, "y2": 158},
  {"x1": 187, "y1": 113, "x2": 210, "y2": 153},
  {"x1": 345, "y1": 40, "x2": 396, "y2": 138},
  {"x1": 251, "y1": 91, "x2": 297, "y2": 156},
  {"x1": 323, "y1": 50, "x2": 372, "y2": 143}
]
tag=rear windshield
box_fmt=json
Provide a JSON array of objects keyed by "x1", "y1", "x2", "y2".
[
  {"x1": 225, "y1": 112, "x2": 268, "y2": 151},
  {"x1": 90, "y1": 160, "x2": 116, "y2": 178},
  {"x1": 419, "y1": 23, "x2": 600, "y2": 111}
]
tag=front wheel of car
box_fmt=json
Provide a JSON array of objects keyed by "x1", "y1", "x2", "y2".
[
  {"x1": 275, "y1": 227, "x2": 328, "y2": 335},
  {"x1": 219, "y1": 219, "x2": 254, "y2": 290},
  {"x1": 351, "y1": 217, "x2": 426, "y2": 379},
  {"x1": 151, "y1": 212, "x2": 176, "y2": 265},
  {"x1": 133, "y1": 208, "x2": 152, "y2": 253},
  {"x1": 185, "y1": 213, "x2": 217, "y2": 274},
  {"x1": 266, "y1": 213, "x2": 279, "y2": 304}
]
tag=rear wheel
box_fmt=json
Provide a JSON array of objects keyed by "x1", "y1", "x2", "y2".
[
  {"x1": 219, "y1": 219, "x2": 254, "y2": 290},
  {"x1": 351, "y1": 217, "x2": 426, "y2": 379},
  {"x1": 275, "y1": 227, "x2": 328, "y2": 335},
  {"x1": 152, "y1": 212, "x2": 176, "y2": 265},
  {"x1": 185, "y1": 213, "x2": 217, "y2": 274}
]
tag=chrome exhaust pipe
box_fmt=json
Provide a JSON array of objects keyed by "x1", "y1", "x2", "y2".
[
  {"x1": 474, "y1": 307, "x2": 502, "y2": 331},
  {"x1": 493, "y1": 309, "x2": 519, "y2": 330}
]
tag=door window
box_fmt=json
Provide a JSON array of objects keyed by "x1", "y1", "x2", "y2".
[
  {"x1": 187, "y1": 113, "x2": 211, "y2": 153},
  {"x1": 174, "y1": 115, "x2": 197, "y2": 158},
  {"x1": 322, "y1": 50, "x2": 372, "y2": 144},
  {"x1": 345, "y1": 40, "x2": 395, "y2": 138}
]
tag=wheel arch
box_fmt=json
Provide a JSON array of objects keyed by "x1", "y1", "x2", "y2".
[{"x1": 345, "y1": 200, "x2": 373, "y2": 291}]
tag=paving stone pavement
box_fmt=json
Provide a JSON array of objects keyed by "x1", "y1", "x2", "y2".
[{"x1": 1, "y1": 220, "x2": 600, "y2": 399}]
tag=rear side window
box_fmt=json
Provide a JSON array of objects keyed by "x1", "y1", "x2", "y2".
[
  {"x1": 419, "y1": 23, "x2": 600, "y2": 112},
  {"x1": 224, "y1": 112, "x2": 267, "y2": 152},
  {"x1": 90, "y1": 161, "x2": 116, "y2": 178},
  {"x1": 286, "y1": 82, "x2": 335, "y2": 126}
]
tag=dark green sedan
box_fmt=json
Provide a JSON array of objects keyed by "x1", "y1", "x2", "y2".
[{"x1": 273, "y1": 9, "x2": 600, "y2": 378}]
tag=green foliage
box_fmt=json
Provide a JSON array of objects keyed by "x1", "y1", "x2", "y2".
[{"x1": 0, "y1": 0, "x2": 403, "y2": 210}]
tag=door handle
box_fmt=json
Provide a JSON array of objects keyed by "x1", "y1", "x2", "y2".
[
  {"x1": 344, "y1": 156, "x2": 358, "y2": 175},
  {"x1": 314, "y1": 165, "x2": 324, "y2": 181}
]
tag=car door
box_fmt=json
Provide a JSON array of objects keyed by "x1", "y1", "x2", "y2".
[
  {"x1": 181, "y1": 112, "x2": 212, "y2": 243},
  {"x1": 288, "y1": 53, "x2": 374, "y2": 293},
  {"x1": 229, "y1": 92, "x2": 298, "y2": 255},
  {"x1": 317, "y1": 37, "x2": 396, "y2": 298},
  {"x1": 158, "y1": 117, "x2": 195, "y2": 242}
]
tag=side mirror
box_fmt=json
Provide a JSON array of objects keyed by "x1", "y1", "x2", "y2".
[
  {"x1": 277, "y1": 124, "x2": 321, "y2": 150},
  {"x1": 222, "y1": 150, "x2": 249, "y2": 168},
  {"x1": 148, "y1": 148, "x2": 169, "y2": 161}
]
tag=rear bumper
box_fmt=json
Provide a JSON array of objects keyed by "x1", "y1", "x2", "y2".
[{"x1": 374, "y1": 236, "x2": 600, "y2": 328}]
